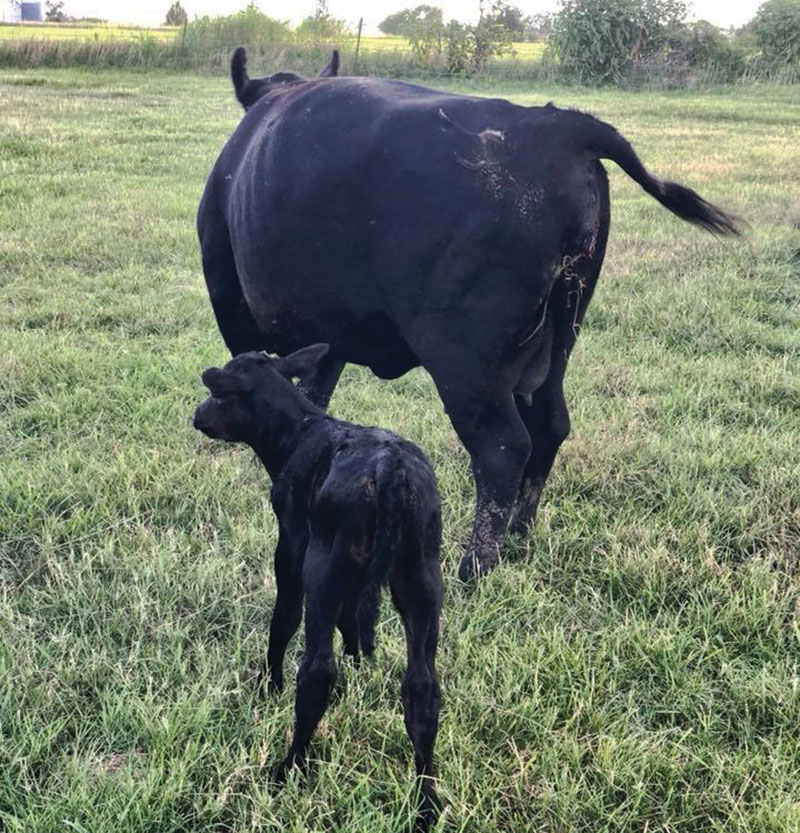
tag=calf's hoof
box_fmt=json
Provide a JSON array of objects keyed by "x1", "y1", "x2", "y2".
[
  {"x1": 255, "y1": 664, "x2": 283, "y2": 697},
  {"x1": 411, "y1": 783, "x2": 442, "y2": 832},
  {"x1": 269, "y1": 756, "x2": 296, "y2": 790},
  {"x1": 270, "y1": 750, "x2": 306, "y2": 790}
]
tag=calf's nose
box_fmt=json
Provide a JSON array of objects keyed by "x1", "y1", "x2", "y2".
[{"x1": 193, "y1": 402, "x2": 216, "y2": 437}]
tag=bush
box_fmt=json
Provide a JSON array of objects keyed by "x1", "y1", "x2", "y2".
[
  {"x1": 183, "y1": 4, "x2": 291, "y2": 54},
  {"x1": 753, "y1": 0, "x2": 800, "y2": 66},
  {"x1": 296, "y1": 0, "x2": 347, "y2": 45},
  {"x1": 644, "y1": 20, "x2": 747, "y2": 82},
  {"x1": 549, "y1": 0, "x2": 689, "y2": 83},
  {"x1": 295, "y1": 14, "x2": 347, "y2": 45}
]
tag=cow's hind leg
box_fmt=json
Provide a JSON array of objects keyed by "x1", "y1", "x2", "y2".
[
  {"x1": 391, "y1": 542, "x2": 443, "y2": 832},
  {"x1": 440, "y1": 384, "x2": 531, "y2": 580},
  {"x1": 511, "y1": 179, "x2": 610, "y2": 536},
  {"x1": 509, "y1": 367, "x2": 570, "y2": 536}
]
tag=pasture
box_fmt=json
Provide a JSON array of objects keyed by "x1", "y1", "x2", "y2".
[{"x1": 1, "y1": 67, "x2": 799, "y2": 832}]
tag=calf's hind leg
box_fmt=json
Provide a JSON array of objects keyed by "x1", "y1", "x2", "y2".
[
  {"x1": 262, "y1": 528, "x2": 302, "y2": 694},
  {"x1": 273, "y1": 537, "x2": 352, "y2": 782},
  {"x1": 391, "y1": 548, "x2": 444, "y2": 832}
]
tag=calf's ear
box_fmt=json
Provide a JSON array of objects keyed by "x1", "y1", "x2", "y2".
[
  {"x1": 275, "y1": 344, "x2": 330, "y2": 381},
  {"x1": 201, "y1": 367, "x2": 247, "y2": 396}
]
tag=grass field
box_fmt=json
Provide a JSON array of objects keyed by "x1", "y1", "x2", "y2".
[{"x1": 1, "y1": 67, "x2": 799, "y2": 832}]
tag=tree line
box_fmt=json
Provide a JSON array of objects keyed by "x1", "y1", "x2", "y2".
[{"x1": 377, "y1": 0, "x2": 800, "y2": 81}]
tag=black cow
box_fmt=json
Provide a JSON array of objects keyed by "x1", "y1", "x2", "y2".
[
  {"x1": 198, "y1": 48, "x2": 739, "y2": 580},
  {"x1": 193, "y1": 346, "x2": 444, "y2": 831}
]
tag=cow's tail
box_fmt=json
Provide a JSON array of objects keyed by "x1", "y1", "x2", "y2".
[
  {"x1": 231, "y1": 46, "x2": 250, "y2": 108},
  {"x1": 567, "y1": 109, "x2": 740, "y2": 236}
]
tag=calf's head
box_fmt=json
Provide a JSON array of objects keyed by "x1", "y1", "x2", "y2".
[{"x1": 193, "y1": 345, "x2": 329, "y2": 447}]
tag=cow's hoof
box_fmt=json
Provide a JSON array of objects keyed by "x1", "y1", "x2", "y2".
[
  {"x1": 458, "y1": 551, "x2": 498, "y2": 582},
  {"x1": 507, "y1": 513, "x2": 533, "y2": 538}
]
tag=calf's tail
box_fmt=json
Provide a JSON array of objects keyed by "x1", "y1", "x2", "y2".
[
  {"x1": 353, "y1": 463, "x2": 409, "y2": 657},
  {"x1": 567, "y1": 109, "x2": 740, "y2": 236},
  {"x1": 369, "y1": 463, "x2": 409, "y2": 586}
]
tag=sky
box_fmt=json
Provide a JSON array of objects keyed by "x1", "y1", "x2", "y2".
[{"x1": 41, "y1": 0, "x2": 765, "y2": 33}]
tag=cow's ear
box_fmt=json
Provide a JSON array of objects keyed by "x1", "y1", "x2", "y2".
[
  {"x1": 201, "y1": 367, "x2": 248, "y2": 396},
  {"x1": 320, "y1": 49, "x2": 339, "y2": 78},
  {"x1": 275, "y1": 344, "x2": 330, "y2": 380}
]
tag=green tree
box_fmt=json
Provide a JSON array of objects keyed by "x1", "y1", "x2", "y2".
[
  {"x1": 550, "y1": 0, "x2": 688, "y2": 82},
  {"x1": 525, "y1": 12, "x2": 553, "y2": 41},
  {"x1": 483, "y1": 1, "x2": 529, "y2": 38},
  {"x1": 444, "y1": 16, "x2": 512, "y2": 72},
  {"x1": 753, "y1": 0, "x2": 800, "y2": 65},
  {"x1": 164, "y1": 1, "x2": 187, "y2": 26},
  {"x1": 45, "y1": 0, "x2": 67, "y2": 22},
  {"x1": 378, "y1": 5, "x2": 443, "y2": 39},
  {"x1": 378, "y1": 5, "x2": 444, "y2": 60}
]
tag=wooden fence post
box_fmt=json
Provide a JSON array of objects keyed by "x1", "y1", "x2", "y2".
[{"x1": 354, "y1": 16, "x2": 363, "y2": 73}]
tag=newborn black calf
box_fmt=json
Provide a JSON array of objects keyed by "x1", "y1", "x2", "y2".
[{"x1": 194, "y1": 346, "x2": 443, "y2": 830}]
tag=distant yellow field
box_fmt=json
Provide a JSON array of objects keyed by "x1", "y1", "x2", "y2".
[
  {"x1": 0, "y1": 22, "x2": 177, "y2": 40},
  {"x1": 356, "y1": 34, "x2": 545, "y2": 60},
  {"x1": 0, "y1": 23, "x2": 545, "y2": 60}
]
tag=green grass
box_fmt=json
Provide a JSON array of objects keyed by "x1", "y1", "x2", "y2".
[{"x1": 1, "y1": 68, "x2": 799, "y2": 832}]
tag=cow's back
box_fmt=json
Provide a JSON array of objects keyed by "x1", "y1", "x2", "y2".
[{"x1": 200, "y1": 77, "x2": 602, "y2": 375}]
